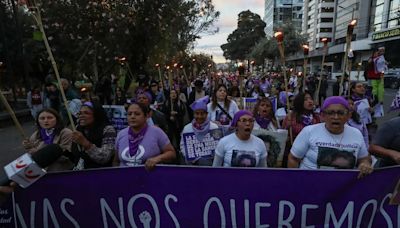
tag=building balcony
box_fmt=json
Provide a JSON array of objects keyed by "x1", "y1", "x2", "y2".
[
  {"x1": 319, "y1": 2, "x2": 335, "y2": 9},
  {"x1": 317, "y1": 22, "x2": 334, "y2": 28}
]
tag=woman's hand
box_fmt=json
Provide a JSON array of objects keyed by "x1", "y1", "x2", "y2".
[
  {"x1": 22, "y1": 139, "x2": 34, "y2": 150},
  {"x1": 71, "y1": 131, "x2": 92, "y2": 150},
  {"x1": 357, "y1": 161, "x2": 373, "y2": 179},
  {"x1": 145, "y1": 157, "x2": 161, "y2": 171}
]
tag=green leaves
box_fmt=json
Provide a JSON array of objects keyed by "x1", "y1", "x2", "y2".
[{"x1": 221, "y1": 10, "x2": 266, "y2": 61}]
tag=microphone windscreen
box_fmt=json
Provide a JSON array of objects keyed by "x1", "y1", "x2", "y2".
[{"x1": 31, "y1": 144, "x2": 64, "y2": 168}]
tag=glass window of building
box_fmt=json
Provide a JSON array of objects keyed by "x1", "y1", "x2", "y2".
[
  {"x1": 321, "y1": 7, "x2": 334, "y2": 13},
  {"x1": 321, "y1": 18, "x2": 333, "y2": 22},
  {"x1": 320, "y1": 28, "x2": 333, "y2": 32}
]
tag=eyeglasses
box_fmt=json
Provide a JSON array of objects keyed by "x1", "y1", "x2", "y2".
[
  {"x1": 238, "y1": 118, "x2": 255, "y2": 123},
  {"x1": 323, "y1": 110, "x2": 348, "y2": 116}
]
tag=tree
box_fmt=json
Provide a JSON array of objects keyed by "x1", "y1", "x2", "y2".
[
  {"x1": 1, "y1": 0, "x2": 219, "y2": 88},
  {"x1": 248, "y1": 23, "x2": 306, "y2": 70},
  {"x1": 221, "y1": 10, "x2": 266, "y2": 61}
]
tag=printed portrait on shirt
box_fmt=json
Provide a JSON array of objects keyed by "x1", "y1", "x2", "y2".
[
  {"x1": 216, "y1": 110, "x2": 230, "y2": 125},
  {"x1": 317, "y1": 147, "x2": 356, "y2": 169},
  {"x1": 231, "y1": 150, "x2": 257, "y2": 167}
]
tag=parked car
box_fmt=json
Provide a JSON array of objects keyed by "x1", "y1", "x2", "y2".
[{"x1": 384, "y1": 71, "x2": 400, "y2": 89}]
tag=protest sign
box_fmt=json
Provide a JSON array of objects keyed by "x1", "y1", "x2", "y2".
[
  {"x1": 103, "y1": 105, "x2": 128, "y2": 131},
  {"x1": 243, "y1": 98, "x2": 257, "y2": 112},
  {"x1": 252, "y1": 129, "x2": 288, "y2": 167},
  {"x1": 182, "y1": 128, "x2": 223, "y2": 161}
]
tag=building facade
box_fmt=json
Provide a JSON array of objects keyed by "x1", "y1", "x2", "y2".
[{"x1": 264, "y1": 0, "x2": 304, "y2": 37}]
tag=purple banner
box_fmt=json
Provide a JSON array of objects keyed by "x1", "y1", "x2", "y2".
[{"x1": 1, "y1": 166, "x2": 399, "y2": 227}]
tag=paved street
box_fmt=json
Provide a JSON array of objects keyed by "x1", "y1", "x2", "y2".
[{"x1": 0, "y1": 88, "x2": 398, "y2": 168}]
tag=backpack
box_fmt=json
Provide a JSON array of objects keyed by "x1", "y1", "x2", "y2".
[{"x1": 365, "y1": 57, "x2": 380, "y2": 80}]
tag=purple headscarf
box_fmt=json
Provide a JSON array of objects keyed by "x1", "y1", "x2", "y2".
[
  {"x1": 190, "y1": 96, "x2": 209, "y2": 111},
  {"x1": 231, "y1": 110, "x2": 253, "y2": 127},
  {"x1": 321, "y1": 96, "x2": 350, "y2": 111}
]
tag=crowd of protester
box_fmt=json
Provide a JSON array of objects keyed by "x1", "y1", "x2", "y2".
[{"x1": 0, "y1": 64, "x2": 399, "y2": 197}]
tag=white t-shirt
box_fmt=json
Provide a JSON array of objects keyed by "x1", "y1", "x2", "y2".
[
  {"x1": 291, "y1": 123, "x2": 368, "y2": 170},
  {"x1": 214, "y1": 133, "x2": 267, "y2": 167},
  {"x1": 207, "y1": 100, "x2": 239, "y2": 126},
  {"x1": 355, "y1": 98, "x2": 372, "y2": 125}
]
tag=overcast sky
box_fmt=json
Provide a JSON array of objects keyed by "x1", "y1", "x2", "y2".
[{"x1": 193, "y1": 0, "x2": 264, "y2": 63}]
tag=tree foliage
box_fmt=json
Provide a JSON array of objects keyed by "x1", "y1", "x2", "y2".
[
  {"x1": 0, "y1": 0, "x2": 219, "y2": 86},
  {"x1": 221, "y1": 10, "x2": 265, "y2": 61},
  {"x1": 248, "y1": 23, "x2": 307, "y2": 66}
]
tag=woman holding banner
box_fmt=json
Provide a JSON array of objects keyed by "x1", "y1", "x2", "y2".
[
  {"x1": 288, "y1": 96, "x2": 372, "y2": 178},
  {"x1": 207, "y1": 84, "x2": 239, "y2": 127},
  {"x1": 213, "y1": 110, "x2": 267, "y2": 167},
  {"x1": 70, "y1": 101, "x2": 116, "y2": 169},
  {"x1": 180, "y1": 96, "x2": 220, "y2": 166},
  {"x1": 22, "y1": 108, "x2": 74, "y2": 171},
  {"x1": 252, "y1": 97, "x2": 279, "y2": 131},
  {"x1": 114, "y1": 102, "x2": 176, "y2": 170}
]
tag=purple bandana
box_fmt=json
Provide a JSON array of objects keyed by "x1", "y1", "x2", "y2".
[
  {"x1": 302, "y1": 114, "x2": 313, "y2": 126},
  {"x1": 255, "y1": 116, "x2": 271, "y2": 129},
  {"x1": 351, "y1": 94, "x2": 363, "y2": 102},
  {"x1": 40, "y1": 128, "x2": 55, "y2": 145},
  {"x1": 192, "y1": 119, "x2": 211, "y2": 141},
  {"x1": 128, "y1": 125, "x2": 148, "y2": 156}
]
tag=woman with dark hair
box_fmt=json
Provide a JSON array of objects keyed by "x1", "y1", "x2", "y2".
[
  {"x1": 228, "y1": 80, "x2": 240, "y2": 98},
  {"x1": 347, "y1": 97, "x2": 369, "y2": 148},
  {"x1": 162, "y1": 89, "x2": 186, "y2": 149},
  {"x1": 350, "y1": 81, "x2": 373, "y2": 125},
  {"x1": 207, "y1": 84, "x2": 239, "y2": 127},
  {"x1": 113, "y1": 87, "x2": 126, "y2": 105},
  {"x1": 282, "y1": 92, "x2": 320, "y2": 167},
  {"x1": 70, "y1": 101, "x2": 116, "y2": 169},
  {"x1": 114, "y1": 102, "x2": 176, "y2": 170},
  {"x1": 250, "y1": 82, "x2": 265, "y2": 98},
  {"x1": 253, "y1": 97, "x2": 279, "y2": 131},
  {"x1": 283, "y1": 92, "x2": 320, "y2": 138},
  {"x1": 22, "y1": 108, "x2": 74, "y2": 171}
]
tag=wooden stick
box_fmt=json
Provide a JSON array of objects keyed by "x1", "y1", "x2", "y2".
[
  {"x1": 315, "y1": 43, "x2": 328, "y2": 106},
  {"x1": 277, "y1": 43, "x2": 293, "y2": 145},
  {"x1": 302, "y1": 58, "x2": 308, "y2": 93},
  {"x1": 31, "y1": 2, "x2": 75, "y2": 130},
  {"x1": 168, "y1": 68, "x2": 174, "y2": 112},
  {"x1": 0, "y1": 91, "x2": 27, "y2": 139},
  {"x1": 340, "y1": 33, "x2": 352, "y2": 96}
]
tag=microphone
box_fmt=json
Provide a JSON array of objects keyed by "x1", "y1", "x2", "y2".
[{"x1": 0, "y1": 144, "x2": 64, "y2": 188}]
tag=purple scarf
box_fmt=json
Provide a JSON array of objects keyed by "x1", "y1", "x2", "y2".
[
  {"x1": 351, "y1": 94, "x2": 364, "y2": 102},
  {"x1": 40, "y1": 128, "x2": 55, "y2": 145},
  {"x1": 255, "y1": 116, "x2": 271, "y2": 129},
  {"x1": 192, "y1": 119, "x2": 210, "y2": 141},
  {"x1": 128, "y1": 125, "x2": 148, "y2": 156},
  {"x1": 302, "y1": 114, "x2": 314, "y2": 126}
]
